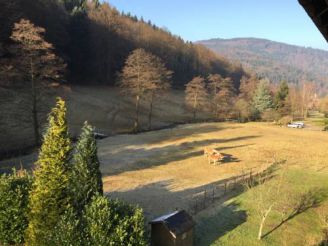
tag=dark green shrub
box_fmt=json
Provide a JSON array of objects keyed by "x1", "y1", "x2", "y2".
[
  {"x1": 71, "y1": 122, "x2": 103, "y2": 213},
  {"x1": 84, "y1": 196, "x2": 146, "y2": 246},
  {"x1": 48, "y1": 207, "x2": 84, "y2": 245},
  {"x1": 0, "y1": 169, "x2": 32, "y2": 245}
]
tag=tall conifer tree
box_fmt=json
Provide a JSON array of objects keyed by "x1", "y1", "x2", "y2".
[
  {"x1": 252, "y1": 79, "x2": 273, "y2": 114},
  {"x1": 26, "y1": 98, "x2": 72, "y2": 245},
  {"x1": 71, "y1": 121, "x2": 103, "y2": 212}
]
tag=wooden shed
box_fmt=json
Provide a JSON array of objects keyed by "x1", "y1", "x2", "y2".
[
  {"x1": 299, "y1": 0, "x2": 328, "y2": 41},
  {"x1": 149, "y1": 210, "x2": 195, "y2": 246}
]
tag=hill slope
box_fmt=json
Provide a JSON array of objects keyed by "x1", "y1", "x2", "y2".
[
  {"x1": 198, "y1": 38, "x2": 328, "y2": 91},
  {"x1": 0, "y1": 86, "x2": 212, "y2": 158},
  {"x1": 0, "y1": 0, "x2": 245, "y2": 88}
]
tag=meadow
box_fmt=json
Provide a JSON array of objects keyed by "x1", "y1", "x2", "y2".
[
  {"x1": 98, "y1": 122, "x2": 328, "y2": 245},
  {"x1": 2, "y1": 121, "x2": 328, "y2": 245}
]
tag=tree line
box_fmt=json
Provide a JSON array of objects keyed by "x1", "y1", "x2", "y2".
[
  {"x1": 0, "y1": 0, "x2": 245, "y2": 88},
  {"x1": 119, "y1": 46, "x2": 319, "y2": 131}
]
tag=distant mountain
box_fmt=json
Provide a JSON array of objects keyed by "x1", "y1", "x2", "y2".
[{"x1": 198, "y1": 38, "x2": 328, "y2": 92}]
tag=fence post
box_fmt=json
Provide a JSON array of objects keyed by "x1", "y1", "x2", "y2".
[{"x1": 224, "y1": 182, "x2": 227, "y2": 194}]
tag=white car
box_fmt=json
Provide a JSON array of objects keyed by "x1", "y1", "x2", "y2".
[{"x1": 287, "y1": 122, "x2": 304, "y2": 128}]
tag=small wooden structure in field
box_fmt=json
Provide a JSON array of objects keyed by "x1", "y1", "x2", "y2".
[
  {"x1": 149, "y1": 210, "x2": 195, "y2": 246},
  {"x1": 204, "y1": 147, "x2": 225, "y2": 164}
]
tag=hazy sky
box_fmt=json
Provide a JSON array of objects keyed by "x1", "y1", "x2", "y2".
[{"x1": 108, "y1": 0, "x2": 328, "y2": 50}]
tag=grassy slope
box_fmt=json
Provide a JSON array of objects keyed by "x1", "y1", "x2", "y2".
[{"x1": 0, "y1": 85, "x2": 211, "y2": 156}]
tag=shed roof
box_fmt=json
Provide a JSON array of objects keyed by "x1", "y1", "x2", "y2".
[
  {"x1": 299, "y1": 0, "x2": 328, "y2": 41},
  {"x1": 150, "y1": 210, "x2": 195, "y2": 236}
]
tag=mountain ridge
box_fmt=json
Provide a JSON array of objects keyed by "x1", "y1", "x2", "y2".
[
  {"x1": 199, "y1": 37, "x2": 328, "y2": 52},
  {"x1": 198, "y1": 37, "x2": 328, "y2": 92}
]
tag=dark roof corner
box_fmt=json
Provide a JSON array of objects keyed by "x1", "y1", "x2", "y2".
[
  {"x1": 150, "y1": 210, "x2": 195, "y2": 236},
  {"x1": 299, "y1": 0, "x2": 328, "y2": 42}
]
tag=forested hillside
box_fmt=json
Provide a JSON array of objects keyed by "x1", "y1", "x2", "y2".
[
  {"x1": 198, "y1": 37, "x2": 328, "y2": 92},
  {"x1": 0, "y1": 0, "x2": 245, "y2": 88}
]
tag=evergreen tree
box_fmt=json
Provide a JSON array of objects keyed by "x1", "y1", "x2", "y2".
[
  {"x1": 84, "y1": 196, "x2": 146, "y2": 246},
  {"x1": 0, "y1": 169, "x2": 32, "y2": 245},
  {"x1": 274, "y1": 80, "x2": 290, "y2": 114},
  {"x1": 71, "y1": 121, "x2": 103, "y2": 213},
  {"x1": 48, "y1": 207, "x2": 83, "y2": 245},
  {"x1": 252, "y1": 79, "x2": 273, "y2": 114},
  {"x1": 26, "y1": 98, "x2": 72, "y2": 245}
]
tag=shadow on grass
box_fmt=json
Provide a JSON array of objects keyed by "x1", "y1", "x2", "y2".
[
  {"x1": 100, "y1": 135, "x2": 259, "y2": 175},
  {"x1": 194, "y1": 202, "x2": 247, "y2": 246},
  {"x1": 262, "y1": 187, "x2": 328, "y2": 239},
  {"x1": 106, "y1": 164, "x2": 278, "y2": 245}
]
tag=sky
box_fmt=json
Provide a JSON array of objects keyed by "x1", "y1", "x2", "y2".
[{"x1": 107, "y1": 0, "x2": 328, "y2": 50}]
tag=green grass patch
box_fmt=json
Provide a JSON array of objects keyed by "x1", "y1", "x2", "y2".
[{"x1": 195, "y1": 168, "x2": 328, "y2": 246}]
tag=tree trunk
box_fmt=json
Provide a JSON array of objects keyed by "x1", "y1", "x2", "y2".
[
  {"x1": 148, "y1": 93, "x2": 154, "y2": 130},
  {"x1": 258, "y1": 206, "x2": 272, "y2": 240},
  {"x1": 216, "y1": 104, "x2": 220, "y2": 120},
  {"x1": 31, "y1": 59, "x2": 40, "y2": 146},
  {"x1": 193, "y1": 108, "x2": 197, "y2": 121},
  {"x1": 134, "y1": 95, "x2": 140, "y2": 133},
  {"x1": 193, "y1": 93, "x2": 198, "y2": 121}
]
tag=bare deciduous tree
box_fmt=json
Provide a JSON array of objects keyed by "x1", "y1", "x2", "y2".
[
  {"x1": 10, "y1": 19, "x2": 66, "y2": 145},
  {"x1": 207, "y1": 74, "x2": 223, "y2": 118},
  {"x1": 300, "y1": 82, "x2": 316, "y2": 119},
  {"x1": 244, "y1": 161, "x2": 285, "y2": 240},
  {"x1": 239, "y1": 75, "x2": 259, "y2": 101},
  {"x1": 119, "y1": 48, "x2": 155, "y2": 132},
  {"x1": 185, "y1": 76, "x2": 208, "y2": 121},
  {"x1": 207, "y1": 74, "x2": 236, "y2": 119},
  {"x1": 216, "y1": 77, "x2": 235, "y2": 119},
  {"x1": 146, "y1": 55, "x2": 172, "y2": 130}
]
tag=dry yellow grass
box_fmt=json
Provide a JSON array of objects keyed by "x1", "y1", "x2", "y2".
[
  {"x1": 0, "y1": 85, "x2": 211, "y2": 155},
  {"x1": 98, "y1": 122, "x2": 328, "y2": 220}
]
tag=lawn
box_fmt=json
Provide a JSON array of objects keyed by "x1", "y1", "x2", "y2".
[{"x1": 195, "y1": 168, "x2": 328, "y2": 245}]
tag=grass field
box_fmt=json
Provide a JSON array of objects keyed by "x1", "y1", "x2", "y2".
[
  {"x1": 1, "y1": 121, "x2": 328, "y2": 245},
  {"x1": 97, "y1": 122, "x2": 328, "y2": 245}
]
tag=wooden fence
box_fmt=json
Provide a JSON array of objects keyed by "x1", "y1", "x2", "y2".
[{"x1": 186, "y1": 168, "x2": 259, "y2": 215}]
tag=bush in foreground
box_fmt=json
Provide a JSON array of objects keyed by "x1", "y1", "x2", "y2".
[
  {"x1": 84, "y1": 196, "x2": 146, "y2": 246},
  {"x1": 0, "y1": 169, "x2": 32, "y2": 245}
]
